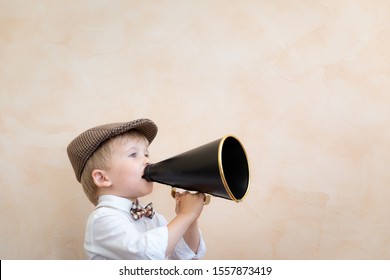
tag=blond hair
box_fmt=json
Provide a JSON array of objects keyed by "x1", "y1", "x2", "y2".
[{"x1": 80, "y1": 130, "x2": 149, "y2": 205}]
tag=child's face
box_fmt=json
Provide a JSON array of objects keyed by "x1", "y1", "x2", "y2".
[{"x1": 104, "y1": 136, "x2": 153, "y2": 201}]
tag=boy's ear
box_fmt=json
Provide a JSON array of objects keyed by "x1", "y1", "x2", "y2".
[{"x1": 91, "y1": 169, "x2": 112, "y2": 188}]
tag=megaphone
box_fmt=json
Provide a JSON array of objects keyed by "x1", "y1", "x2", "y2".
[{"x1": 143, "y1": 135, "x2": 250, "y2": 204}]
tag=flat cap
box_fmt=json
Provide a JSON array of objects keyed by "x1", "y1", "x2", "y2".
[{"x1": 67, "y1": 118, "x2": 158, "y2": 182}]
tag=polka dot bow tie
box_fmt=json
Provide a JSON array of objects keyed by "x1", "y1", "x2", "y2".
[{"x1": 130, "y1": 201, "x2": 155, "y2": 220}]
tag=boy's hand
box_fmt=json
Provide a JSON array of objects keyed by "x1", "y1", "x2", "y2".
[{"x1": 175, "y1": 191, "x2": 205, "y2": 220}]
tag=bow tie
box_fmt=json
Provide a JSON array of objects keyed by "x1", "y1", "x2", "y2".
[{"x1": 130, "y1": 200, "x2": 155, "y2": 220}]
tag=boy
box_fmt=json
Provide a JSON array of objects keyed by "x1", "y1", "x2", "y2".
[{"x1": 67, "y1": 118, "x2": 206, "y2": 259}]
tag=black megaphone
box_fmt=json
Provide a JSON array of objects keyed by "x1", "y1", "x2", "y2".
[{"x1": 143, "y1": 135, "x2": 250, "y2": 204}]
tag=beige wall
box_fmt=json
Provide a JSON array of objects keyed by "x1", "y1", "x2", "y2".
[{"x1": 1, "y1": 0, "x2": 390, "y2": 259}]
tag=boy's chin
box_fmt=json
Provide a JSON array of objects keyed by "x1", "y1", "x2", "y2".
[{"x1": 144, "y1": 183, "x2": 154, "y2": 194}]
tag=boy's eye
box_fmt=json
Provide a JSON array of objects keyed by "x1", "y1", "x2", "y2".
[{"x1": 129, "y1": 152, "x2": 149, "y2": 158}]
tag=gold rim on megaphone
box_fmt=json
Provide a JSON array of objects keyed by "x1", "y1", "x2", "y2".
[{"x1": 143, "y1": 135, "x2": 250, "y2": 204}]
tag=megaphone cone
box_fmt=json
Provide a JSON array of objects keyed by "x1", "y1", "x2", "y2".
[{"x1": 143, "y1": 135, "x2": 250, "y2": 203}]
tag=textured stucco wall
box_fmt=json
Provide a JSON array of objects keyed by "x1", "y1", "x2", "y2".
[{"x1": 1, "y1": 0, "x2": 389, "y2": 259}]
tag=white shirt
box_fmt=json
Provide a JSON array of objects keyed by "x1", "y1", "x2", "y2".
[{"x1": 84, "y1": 195, "x2": 206, "y2": 260}]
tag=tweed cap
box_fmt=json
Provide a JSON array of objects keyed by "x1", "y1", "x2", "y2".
[{"x1": 67, "y1": 118, "x2": 158, "y2": 182}]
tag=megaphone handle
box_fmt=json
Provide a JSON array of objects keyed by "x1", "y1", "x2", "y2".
[{"x1": 171, "y1": 187, "x2": 211, "y2": 205}]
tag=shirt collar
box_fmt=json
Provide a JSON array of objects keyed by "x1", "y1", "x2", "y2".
[{"x1": 97, "y1": 195, "x2": 135, "y2": 213}]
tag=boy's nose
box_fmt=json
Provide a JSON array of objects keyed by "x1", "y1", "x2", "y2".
[{"x1": 144, "y1": 156, "x2": 151, "y2": 166}]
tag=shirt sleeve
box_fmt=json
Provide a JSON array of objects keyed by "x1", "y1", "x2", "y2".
[
  {"x1": 169, "y1": 229, "x2": 207, "y2": 260},
  {"x1": 157, "y1": 214, "x2": 207, "y2": 260},
  {"x1": 85, "y1": 209, "x2": 168, "y2": 260}
]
